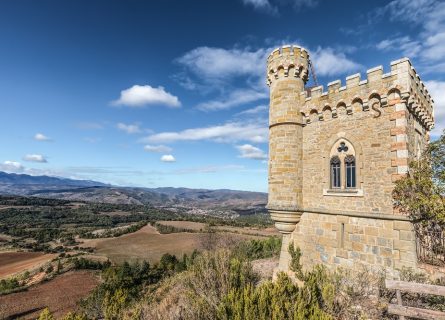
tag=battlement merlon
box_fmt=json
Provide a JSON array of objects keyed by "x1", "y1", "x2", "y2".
[
  {"x1": 298, "y1": 57, "x2": 435, "y2": 131},
  {"x1": 266, "y1": 45, "x2": 310, "y2": 86}
]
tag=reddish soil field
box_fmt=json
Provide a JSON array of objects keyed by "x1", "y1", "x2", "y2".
[
  {"x1": 0, "y1": 270, "x2": 99, "y2": 320},
  {"x1": 0, "y1": 252, "x2": 56, "y2": 279}
]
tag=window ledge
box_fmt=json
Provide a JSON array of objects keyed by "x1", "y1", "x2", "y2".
[{"x1": 323, "y1": 188, "x2": 363, "y2": 197}]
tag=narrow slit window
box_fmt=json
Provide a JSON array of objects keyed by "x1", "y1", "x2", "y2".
[
  {"x1": 340, "y1": 223, "x2": 345, "y2": 248},
  {"x1": 330, "y1": 156, "x2": 341, "y2": 188},
  {"x1": 345, "y1": 155, "x2": 356, "y2": 188}
]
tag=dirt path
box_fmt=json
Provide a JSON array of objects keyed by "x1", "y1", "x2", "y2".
[{"x1": 0, "y1": 270, "x2": 99, "y2": 319}]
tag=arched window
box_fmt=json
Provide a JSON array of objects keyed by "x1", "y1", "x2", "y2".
[
  {"x1": 345, "y1": 155, "x2": 356, "y2": 188},
  {"x1": 330, "y1": 156, "x2": 341, "y2": 188}
]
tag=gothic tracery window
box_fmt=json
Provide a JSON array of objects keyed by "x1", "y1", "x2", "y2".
[
  {"x1": 345, "y1": 155, "x2": 356, "y2": 188},
  {"x1": 330, "y1": 156, "x2": 341, "y2": 188},
  {"x1": 329, "y1": 140, "x2": 357, "y2": 191}
]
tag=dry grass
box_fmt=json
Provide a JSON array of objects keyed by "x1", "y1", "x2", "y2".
[
  {"x1": 213, "y1": 225, "x2": 280, "y2": 237},
  {"x1": 157, "y1": 220, "x2": 280, "y2": 237},
  {"x1": 157, "y1": 220, "x2": 207, "y2": 230},
  {"x1": 0, "y1": 252, "x2": 56, "y2": 279},
  {"x1": 0, "y1": 270, "x2": 99, "y2": 320},
  {"x1": 80, "y1": 224, "x2": 260, "y2": 264},
  {"x1": 81, "y1": 225, "x2": 204, "y2": 264}
]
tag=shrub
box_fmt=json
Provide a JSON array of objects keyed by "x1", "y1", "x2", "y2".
[
  {"x1": 0, "y1": 278, "x2": 21, "y2": 294},
  {"x1": 234, "y1": 237, "x2": 282, "y2": 260}
]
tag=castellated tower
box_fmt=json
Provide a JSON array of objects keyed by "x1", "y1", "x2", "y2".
[
  {"x1": 266, "y1": 45, "x2": 435, "y2": 276},
  {"x1": 266, "y1": 45, "x2": 309, "y2": 271}
]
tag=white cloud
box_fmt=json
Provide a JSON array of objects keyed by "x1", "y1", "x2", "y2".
[
  {"x1": 311, "y1": 47, "x2": 363, "y2": 77},
  {"x1": 142, "y1": 121, "x2": 268, "y2": 144},
  {"x1": 23, "y1": 154, "x2": 47, "y2": 163},
  {"x1": 177, "y1": 44, "x2": 360, "y2": 90},
  {"x1": 160, "y1": 154, "x2": 176, "y2": 162},
  {"x1": 197, "y1": 89, "x2": 267, "y2": 111},
  {"x1": 144, "y1": 145, "x2": 172, "y2": 153},
  {"x1": 375, "y1": 0, "x2": 445, "y2": 65},
  {"x1": 0, "y1": 161, "x2": 24, "y2": 173},
  {"x1": 111, "y1": 85, "x2": 181, "y2": 108},
  {"x1": 236, "y1": 144, "x2": 268, "y2": 160},
  {"x1": 177, "y1": 46, "x2": 268, "y2": 81},
  {"x1": 241, "y1": 0, "x2": 318, "y2": 14},
  {"x1": 384, "y1": 0, "x2": 438, "y2": 27},
  {"x1": 34, "y1": 133, "x2": 52, "y2": 141},
  {"x1": 242, "y1": 0, "x2": 277, "y2": 14},
  {"x1": 376, "y1": 36, "x2": 422, "y2": 58},
  {"x1": 422, "y1": 32, "x2": 445, "y2": 61},
  {"x1": 117, "y1": 123, "x2": 141, "y2": 134},
  {"x1": 236, "y1": 105, "x2": 268, "y2": 116},
  {"x1": 425, "y1": 80, "x2": 445, "y2": 136}
]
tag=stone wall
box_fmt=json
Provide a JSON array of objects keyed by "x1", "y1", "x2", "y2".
[
  {"x1": 266, "y1": 45, "x2": 435, "y2": 277},
  {"x1": 301, "y1": 102, "x2": 395, "y2": 214},
  {"x1": 290, "y1": 212, "x2": 417, "y2": 275}
]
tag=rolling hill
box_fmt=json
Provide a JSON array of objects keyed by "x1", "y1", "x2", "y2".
[{"x1": 0, "y1": 171, "x2": 267, "y2": 212}]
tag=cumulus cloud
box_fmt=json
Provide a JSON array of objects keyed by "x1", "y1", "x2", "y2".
[
  {"x1": 34, "y1": 133, "x2": 52, "y2": 141},
  {"x1": 197, "y1": 89, "x2": 267, "y2": 111},
  {"x1": 23, "y1": 154, "x2": 47, "y2": 163},
  {"x1": 117, "y1": 123, "x2": 141, "y2": 134},
  {"x1": 311, "y1": 47, "x2": 363, "y2": 77},
  {"x1": 111, "y1": 85, "x2": 181, "y2": 108},
  {"x1": 144, "y1": 145, "x2": 172, "y2": 153},
  {"x1": 160, "y1": 154, "x2": 176, "y2": 162},
  {"x1": 0, "y1": 161, "x2": 24, "y2": 173},
  {"x1": 176, "y1": 44, "x2": 359, "y2": 99},
  {"x1": 425, "y1": 80, "x2": 445, "y2": 136},
  {"x1": 142, "y1": 121, "x2": 268, "y2": 144},
  {"x1": 236, "y1": 144, "x2": 268, "y2": 160},
  {"x1": 177, "y1": 46, "x2": 268, "y2": 81},
  {"x1": 177, "y1": 44, "x2": 361, "y2": 84}
]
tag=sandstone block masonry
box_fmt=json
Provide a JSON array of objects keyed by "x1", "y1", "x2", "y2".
[{"x1": 267, "y1": 45, "x2": 435, "y2": 276}]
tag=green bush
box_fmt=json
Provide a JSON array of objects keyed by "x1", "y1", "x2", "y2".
[
  {"x1": 234, "y1": 236, "x2": 282, "y2": 260},
  {"x1": 0, "y1": 277, "x2": 21, "y2": 294}
]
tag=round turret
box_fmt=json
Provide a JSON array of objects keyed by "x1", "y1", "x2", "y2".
[{"x1": 267, "y1": 45, "x2": 309, "y2": 234}]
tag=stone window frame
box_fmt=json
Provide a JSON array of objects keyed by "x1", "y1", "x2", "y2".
[
  {"x1": 345, "y1": 155, "x2": 356, "y2": 188},
  {"x1": 330, "y1": 156, "x2": 341, "y2": 188},
  {"x1": 323, "y1": 137, "x2": 363, "y2": 197}
]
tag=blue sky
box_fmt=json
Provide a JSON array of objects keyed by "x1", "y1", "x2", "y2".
[{"x1": 0, "y1": 0, "x2": 444, "y2": 192}]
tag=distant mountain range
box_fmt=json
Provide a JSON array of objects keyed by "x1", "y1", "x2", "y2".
[
  {"x1": 0, "y1": 171, "x2": 267, "y2": 212},
  {"x1": 0, "y1": 171, "x2": 108, "y2": 187}
]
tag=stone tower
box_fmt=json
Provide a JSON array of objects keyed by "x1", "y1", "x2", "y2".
[
  {"x1": 266, "y1": 45, "x2": 435, "y2": 276},
  {"x1": 266, "y1": 45, "x2": 309, "y2": 272}
]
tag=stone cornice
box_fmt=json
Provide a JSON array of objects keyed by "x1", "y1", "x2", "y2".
[{"x1": 267, "y1": 205, "x2": 411, "y2": 222}]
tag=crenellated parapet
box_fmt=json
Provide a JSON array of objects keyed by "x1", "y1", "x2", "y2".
[
  {"x1": 298, "y1": 58, "x2": 435, "y2": 131},
  {"x1": 266, "y1": 45, "x2": 310, "y2": 86}
]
